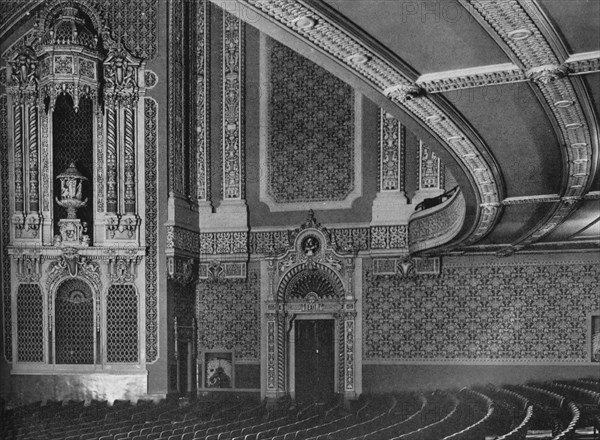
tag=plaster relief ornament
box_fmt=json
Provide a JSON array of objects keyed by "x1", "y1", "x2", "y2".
[
  {"x1": 302, "y1": 236, "x2": 320, "y2": 256},
  {"x1": 55, "y1": 162, "x2": 89, "y2": 245}
]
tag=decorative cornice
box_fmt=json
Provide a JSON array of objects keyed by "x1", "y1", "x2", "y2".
[
  {"x1": 210, "y1": 0, "x2": 502, "y2": 250},
  {"x1": 460, "y1": 0, "x2": 597, "y2": 250}
]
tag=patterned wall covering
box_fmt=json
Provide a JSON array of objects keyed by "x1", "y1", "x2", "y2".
[
  {"x1": 0, "y1": 1, "x2": 158, "y2": 60},
  {"x1": 268, "y1": 40, "x2": 354, "y2": 203},
  {"x1": 197, "y1": 271, "x2": 260, "y2": 361},
  {"x1": 95, "y1": 0, "x2": 158, "y2": 61},
  {"x1": 363, "y1": 258, "x2": 600, "y2": 362},
  {"x1": 0, "y1": 1, "x2": 157, "y2": 60},
  {"x1": 1, "y1": 95, "x2": 11, "y2": 361}
]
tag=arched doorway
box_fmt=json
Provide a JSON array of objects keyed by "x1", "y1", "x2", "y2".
[{"x1": 262, "y1": 214, "x2": 360, "y2": 403}]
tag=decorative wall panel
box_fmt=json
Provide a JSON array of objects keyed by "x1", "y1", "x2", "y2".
[
  {"x1": 1, "y1": 95, "x2": 11, "y2": 361},
  {"x1": 363, "y1": 258, "x2": 600, "y2": 362},
  {"x1": 267, "y1": 40, "x2": 354, "y2": 203},
  {"x1": 106, "y1": 284, "x2": 138, "y2": 363},
  {"x1": 197, "y1": 271, "x2": 259, "y2": 361},
  {"x1": 16, "y1": 284, "x2": 43, "y2": 362},
  {"x1": 144, "y1": 97, "x2": 158, "y2": 362},
  {"x1": 419, "y1": 143, "x2": 440, "y2": 190},
  {"x1": 379, "y1": 111, "x2": 405, "y2": 192},
  {"x1": 222, "y1": 10, "x2": 244, "y2": 200},
  {"x1": 168, "y1": 0, "x2": 185, "y2": 196},
  {"x1": 195, "y1": 0, "x2": 210, "y2": 202}
]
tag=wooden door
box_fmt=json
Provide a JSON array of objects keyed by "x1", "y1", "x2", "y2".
[{"x1": 295, "y1": 319, "x2": 335, "y2": 403}]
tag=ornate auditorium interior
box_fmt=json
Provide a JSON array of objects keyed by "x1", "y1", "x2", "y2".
[{"x1": 0, "y1": 0, "x2": 599, "y2": 428}]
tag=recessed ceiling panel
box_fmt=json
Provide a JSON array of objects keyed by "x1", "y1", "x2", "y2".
[
  {"x1": 538, "y1": 0, "x2": 600, "y2": 54},
  {"x1": 324, "y1": 0, "x2": 510, "y2": 74},
  {"x1": 442, "y1": 82, "x2": 563, "y2": 197}
]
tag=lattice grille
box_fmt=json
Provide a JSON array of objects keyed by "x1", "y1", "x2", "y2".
[
  {"x1": 17, "y1": 284, "x2": 43, "y2": 362},
  {"x1": 53, "y1": 94, "x2": 94, "y2": 240},
  {"x1": 55, "y1": 279, "x2": 94, "y2": 364},
  {"x1": 107, "y1": 284, "x2": 138, "y2": 363}
]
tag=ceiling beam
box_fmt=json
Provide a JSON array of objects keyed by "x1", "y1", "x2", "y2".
[{"x1": 416, "y1": 51, "x2": 600, "y2": 94}]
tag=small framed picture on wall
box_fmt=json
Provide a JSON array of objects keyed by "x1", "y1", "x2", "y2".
[
  {"x1": 592, "y1": 314, "x2": 600, "y2": 363},
  {"x1": 204, "y1": 352, "x2": 233, "y2": 388}
]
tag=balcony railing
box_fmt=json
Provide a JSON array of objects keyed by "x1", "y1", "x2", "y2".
[{"x1": 408, "y1": 187, "x2": 466, "y2": 253}]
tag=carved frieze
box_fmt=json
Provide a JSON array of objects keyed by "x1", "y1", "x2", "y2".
[{"x1": 199, "y1": 231, "x2": 248, "y2": 255}]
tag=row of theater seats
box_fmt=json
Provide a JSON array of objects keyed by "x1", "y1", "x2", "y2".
[{"x1": 1, "y1": 378, "x2": 598, "y2": 440}]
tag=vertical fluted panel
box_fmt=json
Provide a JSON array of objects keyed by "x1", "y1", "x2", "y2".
[
  {"x1": 28, "y1": 105, "x2": 39, "y2": 212},
  {"x1": 14, "y1": 104, "x2": 24, "y2": 212},
  {"x1": 106, "y1": 107, "x2": 118, "y2": 213},
  {"x1": 123, "y1": 107, "x2": 136, "y2": 214}
]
